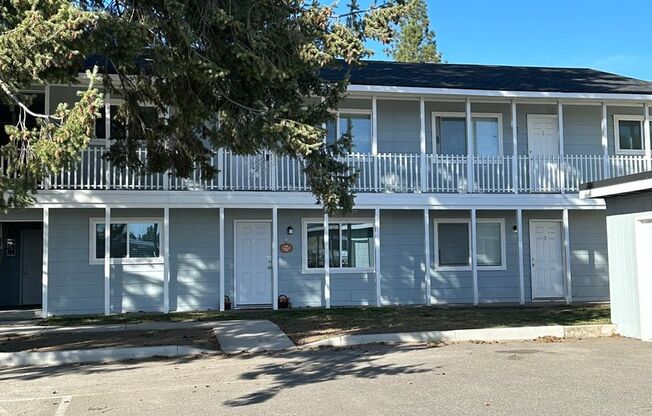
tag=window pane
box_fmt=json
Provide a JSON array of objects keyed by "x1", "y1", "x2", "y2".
[
  {"x1": 306, "y1": 224, "x2": 324, "y2": 268},
  {"x1": 438, "y1": 223, "x2": 469, "y2": 267},
  {"x1": 95, "y1": 105, "x2": 106, "y2": 139},
  {"x1": 342, "y1": 223, "x2": 374, "y2": 268},
  {"x1": 473, "y1": 117, "x2": 500, "y2": 155},
  {"x1": 438, "y1": 117, "x2": 466, "y2": 155},
  {"x1": 339, "y1": 113, "x2": 371, "y2": 153},
  {"x1": 95, "y1": 223, "x2": 127, "y2": 259},
  {"x1": 477, "y1": 222, "x2": 502, "y2": 267},
  {"x1": 329, "y1": 224, "x2": 340, "y2": 268},
  {"x1": 325, "y1": 119, "x2": 337, "y2": 145},
  {"x1": 618, "y1": 120, "x2": 642, "y2": 150},
  {"x1": 129, "y1": 223, "x2": 160, "y2": 258}
]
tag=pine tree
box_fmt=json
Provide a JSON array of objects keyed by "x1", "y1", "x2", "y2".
[{"x1": 387, "y1": 0, "x2": 442, "y2": 63}]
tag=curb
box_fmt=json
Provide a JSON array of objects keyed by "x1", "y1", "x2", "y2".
[
  {"x1": 0, "y1": 321, "x2": 224, "y2": 336},
  {"x1": 0, "y1": 345, "x2": 216, "y2": 368},
  {"x1": 302, "y1": 324, "x2": 617, "y2": 348}
]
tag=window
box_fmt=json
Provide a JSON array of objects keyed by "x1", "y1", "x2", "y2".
[
  {"x1": 614, "y1": 115, "x2": 646, "y2": 155},
  {"x1": 0, "y1": 92, "x2": 45, "y2": 147},
  {"x1": 303, "y1": 219, "x2": 374, "y2": 272},
  {"x1": 435, "y1": 220, "x2": 471, "y2": 269},
  {"x1": 326, "y1": 111, "x2": 372, "y2": 153},
  {"x1": 434, "y1": 218, "x2": 506, "y2": 270},
  {"x1": 433, "y1": 113, "x2": 502, "y2": 156},
  {"x1": 476, "y1": 220, "x2": 506, "y2": 269},
  {"x1": 90, "y1": 218, "x2": 162, "y2": 264},
  {"x1": 93, "y1": 103, "x2": 159, "y2": 143}
]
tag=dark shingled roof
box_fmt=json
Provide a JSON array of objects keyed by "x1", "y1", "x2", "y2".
[{"x1": 321, "y1": 61, "x2": 652, "y2": 95}]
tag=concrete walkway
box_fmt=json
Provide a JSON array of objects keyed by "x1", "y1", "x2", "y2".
[{"x1": 212, "y1": 320, "x2": 296, "y2": 354}]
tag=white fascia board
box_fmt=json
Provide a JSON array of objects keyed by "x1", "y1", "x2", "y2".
[
  {"x1": 580, "y1": 178, "x2": 652, "y2": 199},
  {"x1": 347, "y1": 84, "x2": 652, "y2": 102},
  {"x1": 31, "y1": 190, "x2": 606, "y2": 210}
]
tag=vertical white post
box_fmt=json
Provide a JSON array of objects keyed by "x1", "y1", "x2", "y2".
[
  {"x1": 471, "y1": 208, "x2": 478, "y2": 305},
  {"x1": 563, "y1": 209, "x2": 572, "y2": 305},
  {"x1": 558, "y1": 102, "x2": 566, "y2": 193},
  {"x1": 466, "y1": 99, "x2": 474, "y2": 193},
  {"x1": 372, "y1": 96, "x2": 379, "y2": 191},
  {"x1": 511, "y1": 100, "x2": 518, "y2": 194},
  {"x1": 644, "y1": 103, "x2": 651, "y2": 170},
  {"x1": 423, "y1": 209, "x2": 431, "y2": 305},
  {"x1": 272, "y1": 207, "x2": 279, "y2": 310},
  {"x1": 419, "y1": 97, "x2": 427, "y2": 192},
  {"x1": 104, "y1": 207, "x2": 111, "y2": 316},
  {"x1": 374, "y1": 208, "x2": 382, "y2": 307},
  {"x1": 517, "y1": 208, "x2": 525, "y2": 305},
  {"x1": 43, "y1": 86, "x2": 51, "y2": 190},
  {"x1": 104, "y1": 96, "x2": 111, "y2": 190},
  {"x1": 323, "y1": 212, "x2": 330, "y2": 309},
  {"x1": 163, "y1": 207, "x2": 170, "y2": 313},
  {"x1": 601, "y1": 102, "x2": 610, "y2": 178},
  {"x1": 219, "y1": 207, "x2": 225, "y2": 311},
  {"x1": 41, "y1": 207, "x2": 49, "y2": 318}
]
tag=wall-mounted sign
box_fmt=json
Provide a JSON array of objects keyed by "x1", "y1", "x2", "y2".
[{"x1": 280, "y1": 243, "x2": 293, "y2": 254}]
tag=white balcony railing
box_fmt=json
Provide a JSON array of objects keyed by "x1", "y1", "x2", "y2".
[{"x1": 1, "y1": 147, "x2": 650, "y2": 194}]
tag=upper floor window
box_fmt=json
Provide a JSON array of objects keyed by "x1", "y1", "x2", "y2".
[
  {"x1": 326, "y1": 110, "x2": 372, "y2": 153},
  {"x1": 433, "y1": 112, "x2": 502, "y2": 156},
  {"x1": 614, "y1": 115, "x2": 647, "y2": 155},
  {"x1": 303, "y1": 218, "x2": 374, "y2": 272},
  {"x1": 93, "y1": 102, "x2": 159, "y2": 144}
]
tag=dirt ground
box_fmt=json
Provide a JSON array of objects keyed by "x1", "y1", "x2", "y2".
[{"x1": 0, "y1": 328, "x2": 218, "y2": 352}]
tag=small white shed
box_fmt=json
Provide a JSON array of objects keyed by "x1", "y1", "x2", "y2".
[{"x1": 581, "y1": 172, "x2": 652, "y2": 341}]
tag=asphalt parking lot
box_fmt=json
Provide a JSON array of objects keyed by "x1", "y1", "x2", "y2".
[{"x1": 0, "y1": 337, "x2": 650, "y2": 415}]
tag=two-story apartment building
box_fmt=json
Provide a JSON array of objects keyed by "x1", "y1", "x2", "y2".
[{"x1": 2, "y1": 61, "x2": 652, "y2": 317}]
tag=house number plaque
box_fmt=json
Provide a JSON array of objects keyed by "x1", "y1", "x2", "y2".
[{"x1": 280, "y1": 243, "x2": 293, "y2": 253}]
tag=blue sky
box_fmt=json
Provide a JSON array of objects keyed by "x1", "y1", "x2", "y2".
[{"x1": 345, "y1": 0, "x2": 652, "y2": 80}]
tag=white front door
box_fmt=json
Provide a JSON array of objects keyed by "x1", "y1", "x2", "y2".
[
  {"x1": 527, "y1": 115, "x2": 560, "y2": 191},
  {"x1": 235, "y1": 221, "x2": 272, "y2": 306},
  {"x1": 530, "y1": 220, "x2": 565, "y2": 299}
]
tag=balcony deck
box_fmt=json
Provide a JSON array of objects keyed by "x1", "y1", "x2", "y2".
[{"x1": 4, "y1": 147, "x2": 649, "y2": 195}]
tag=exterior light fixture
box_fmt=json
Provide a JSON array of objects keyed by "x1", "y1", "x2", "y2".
[
  {"x1": 513, "y1": 225, "x2": 518, "y2": 234},
  {"x1": 287, "y1": 226, "x2": 294, "y2": 235}
]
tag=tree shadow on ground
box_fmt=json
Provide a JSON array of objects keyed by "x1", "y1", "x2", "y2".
[{"x1": 224, "y1": 344, "x2": 434, "y2": 407}]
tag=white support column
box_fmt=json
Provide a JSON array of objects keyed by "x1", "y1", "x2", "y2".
[
  {"x1": 511, "y1": 100, "x2": 518, "y2": 194},
  {"x1": 423, "y1": 209, "x2": 431, "y2": 305},
  {"x1": 374, "y1": 208, "x2": 382, "y2": 307},
  {"x1": 471, "y1": 208, "x2": 478, "y2": 305},
  {"x1": 419, "y1": 97, "x2": 427, "y2": 192},
  {"x1": 563, "y1": 209, "x2": 572, "y2": 305},
  {"x1": 466, "y1": 99, "x2": 474, "y2": 193},
  {"x1": 517, "y1": 208, "x2": 525, "y2": 305},
  {"x1": 323, "y1": 212, "x2": 331, "y2": 309},
  {"x1": 43, "y1": 86, "x2": 51, "y2": 190},
  {"x1": 601, "y1": 102, "x2": 610, "y2": 178},
  {"x1": 644, "y1": 103, "x2": 651, "y2": 170},
  {"x1": 558, "y1": 102, "x2": 566, "y2": 193},
  {"x1": 272, "y1": 207, "x2": 279, "y2": 310},
  {"x1": 104, "y1": 207, "x2": 111, "y2": 316},
  {"x1": 41, "y1": 208, "x2": 49, "y2": 318},
  {"x1": 372, "y1": 96, "x2": 379, "y2": 191},
  {"x1": 219, "y1": 207, "x2": 225, "y2": 311},
  {"x1": 163, "y1": 207, "x2": 170, "y2": 313}
]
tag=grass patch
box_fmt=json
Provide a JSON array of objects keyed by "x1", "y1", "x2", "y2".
[{"x1": 40, "y1": 304, "x2": 611, "y2": 345}]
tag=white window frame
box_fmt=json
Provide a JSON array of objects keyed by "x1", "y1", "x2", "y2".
[
  {"x1": 301, "y1": 217, "x2": 375, "y2": 274},
  {"x1": 476, "y1": 218, "x2": 507, "y2": 271},
  {"x1": 89, "y1": 217, "x2": 164, "y2": 265},
  {"x1": 431, "y1": 112, "x2": 504, "y2": 156},
  {"x1": 614, "y1": 115, "x2": 646, "y2": 155},
  {"x1": 433, "y1": 218, "x2": 506, "y2": 271},
  {"x1": 91, "y1": 99, "x2": 161, "y2": 146},
  {"x1": 434, "y1": 218, "x2": 472, "y2": 271},
  {"x1": 332, "y1": 109, "x2": 373, "y2": 154}
]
